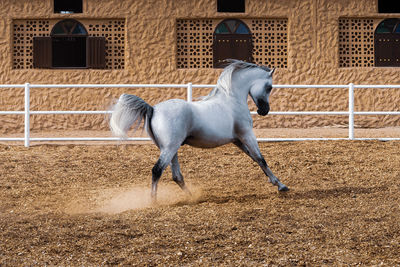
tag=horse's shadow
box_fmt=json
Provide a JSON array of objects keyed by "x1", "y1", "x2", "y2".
[
  {"x1": 280, "y1": 185, "x2": 388, "y2": 201},
  {"x1": 172, "y1": 185, "x2": 387, "y2": 206},
  {"x1": 172, "y1": 193, "x2": 266, "y2": 207}
]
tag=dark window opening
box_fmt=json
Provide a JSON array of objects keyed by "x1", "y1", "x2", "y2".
[
  {"x1": 33, "y1": 19, "x2": 106, "y2": 69},
  {"x1": 213, "y1": 19, "x2": 252, "y2": 68},
  {"x1": 375, "y1": 18, "x2": 400, "y2": 66},
  {"x1": 378, "y1": 0, "x2": 400, "y2": 13},
  {"x1": 217, "y1": 0, "x2": 245, "y2": 13},
  {"x1": 54, "y1": 0, "x2": 82, "y2": 13},
  {"x1": 52, "y1": 37, "x2": 86, "y2": 68}
]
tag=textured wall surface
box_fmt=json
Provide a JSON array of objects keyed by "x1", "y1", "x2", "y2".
[{"x1": 0, "y1": 0, "x2": 400, "y2": 133}]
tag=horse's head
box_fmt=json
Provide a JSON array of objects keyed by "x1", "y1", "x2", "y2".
[
  {"x1": 211, "y1": 60, "x2": 276, "y2": 115},
  {"x1": 249, "y1": 68, "x2": 275, "y2": 116}
]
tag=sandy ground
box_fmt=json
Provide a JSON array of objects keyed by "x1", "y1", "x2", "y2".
[{"x1": 0, "y1": 140, "x2": 399, "y2": 265}]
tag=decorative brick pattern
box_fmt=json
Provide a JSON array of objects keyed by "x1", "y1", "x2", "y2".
[{"x1": 339, "y1": 18, "x2": 374, "y2": 67}]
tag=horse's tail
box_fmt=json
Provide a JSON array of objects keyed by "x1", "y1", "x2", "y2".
[{"x1": 109, "y1": 94, "x2": 154, "y2": 138}]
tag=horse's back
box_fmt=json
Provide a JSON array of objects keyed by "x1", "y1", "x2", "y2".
[{"x1": 153, "y1": 99, "x2": 192, "y2": 118}]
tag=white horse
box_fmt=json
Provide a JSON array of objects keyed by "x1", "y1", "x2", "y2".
[{"x1": 109, "y1": 60, "x2": 288, "y2": 201}]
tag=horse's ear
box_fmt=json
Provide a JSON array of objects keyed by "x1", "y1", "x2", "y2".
[{"x1": 269, "y1": 68, "x2": 275, "y2": 76}]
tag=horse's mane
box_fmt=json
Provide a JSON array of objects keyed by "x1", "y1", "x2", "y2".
[{"x1": 201, "y1": 60, "x2": 271, "y2": 101}]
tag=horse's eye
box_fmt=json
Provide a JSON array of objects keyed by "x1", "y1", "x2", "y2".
[{"x1": 266, "y1": 86, "x2": 272, "y2": 92}]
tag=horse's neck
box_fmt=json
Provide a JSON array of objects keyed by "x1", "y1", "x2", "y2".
[{"x1": 230, "y1": 80, "x2": 252, "y2": 106}]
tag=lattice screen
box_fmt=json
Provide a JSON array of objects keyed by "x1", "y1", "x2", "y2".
[
  {"x1": 339, "y1": 18, "x2": 375, "y2": 67},
  {"x1": 87, "y1": 20, "x2": 125, "y2": 69},
  {"x1": 176, "y1": 19, "x2": 214, "y2": 69},
  {"x1": 13, "y1": 20, "x2": 50, "y2": 69},
  {"x1": 176, "y1": 18, "x2": 288, "y2": 69},
  {"x1": 251, "y1": 19, "x2": 288, "y2": 68},
  {"x1": 13, "y1": 19, "x2": 125, "y2": 69}
]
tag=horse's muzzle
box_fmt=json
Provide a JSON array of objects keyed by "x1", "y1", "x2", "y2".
[
  {"x1": 257, "y1": 100, "x2": 269, "y2": 116},
  {"x1": 257, "y1": 108, "x2": 269, "y2": 116}
]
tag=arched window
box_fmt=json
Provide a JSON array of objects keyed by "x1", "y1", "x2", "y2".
[
  {"x1": 51, "y1": 19, "x2": 88, "y2": 68},
  {"x1": 213, "y1": 19, "x2": 253, "y2": 68},
  {"x1": 33, "y1": 19, "x2": 105, "y2": 69},
  {"x1": 51, "y1": 19, "x2": 87, "y2": 35},
  {"x1": 375, "y1": 18, "x2": 400, "y2": 66}
]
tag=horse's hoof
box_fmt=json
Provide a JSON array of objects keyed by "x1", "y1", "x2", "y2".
[{"x1": 278, "y1": 185, "x2": 289, "y2": 192}]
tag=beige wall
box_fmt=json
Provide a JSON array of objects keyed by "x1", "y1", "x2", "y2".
[{"x1": 0, "y1": 0, "x2": 399, "y2": 133}]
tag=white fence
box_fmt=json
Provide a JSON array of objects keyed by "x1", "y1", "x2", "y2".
[{"x1": 0, "y1": 83, "x2": 400, "y2": 147}]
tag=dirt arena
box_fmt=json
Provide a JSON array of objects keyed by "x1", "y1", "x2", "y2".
[{"x1": 1, "y1": 141, "x2": 399, "y2": 265}]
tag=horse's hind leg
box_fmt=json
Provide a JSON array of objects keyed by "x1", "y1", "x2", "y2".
[
  {"x1": 152, "y1": 148, "x2": 178, "y2": 202},
  {"x1": 171, "y1": 153, "x2": 192, "y2": 196}
]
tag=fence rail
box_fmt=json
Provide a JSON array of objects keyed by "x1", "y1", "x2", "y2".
[{"x1": 0, "y1": 83, "x2": 400, "y2": 147}]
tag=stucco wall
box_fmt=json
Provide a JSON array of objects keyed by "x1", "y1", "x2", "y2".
[{"x1": 0, "y1": 0, "x2": 399, "y2": 134}]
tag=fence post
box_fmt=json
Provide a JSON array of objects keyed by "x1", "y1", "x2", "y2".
[
  {"x1": 348, "y1": 83, "x2": 355, "y2": 140},
  {"x1": 24, "y1": 83, "x2": 30, "y2": 147},
  {"x1": 187, "y1": 82, "x2": 193, "y2": 102}
]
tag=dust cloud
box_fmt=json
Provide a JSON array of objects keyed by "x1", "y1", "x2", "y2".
[{"x1": 66, "y1": 183, "x2": 202, "y2": 215}]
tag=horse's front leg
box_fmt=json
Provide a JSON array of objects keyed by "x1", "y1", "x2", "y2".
[{"x1": 234, "y1": 134, "x2": 289, "y2": 192}]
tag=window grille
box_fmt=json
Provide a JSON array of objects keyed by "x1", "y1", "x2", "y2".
[
  {"x1": 339, "y1": 18, "x2": 374, "y2": 67},
  {"x1": 13, "y1": 20, "x2": 50, "y2": 69},
  {"x1": 251, "y1": 19, "x2": 288, "y2": 68},
  {"x1": 176, "y1": 19, "x2": 214, "y2": 69}
]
